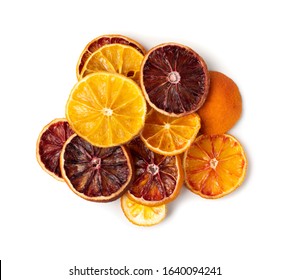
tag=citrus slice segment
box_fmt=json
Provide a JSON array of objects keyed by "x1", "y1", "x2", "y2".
[
  {"x1": 141, "y1": 109, "x2": 201, "y2": 155},
  {"x1": 126, "y1": 137, "x2": 183, "y2": 206},
  {"x1": 76, "y1": 34, "x2": 146, "y2": 79},
  {"x1": 79, "y1": 44, "x2": 144, "y2": 84},
  {"x1": 121, "y1": 193, "x2": 167, "y2": 226},
  {"x1": 65, "y1": 72, "x2": 147, "y2": 147},
  {"x1": 36, "y1": 118, "x2": 74, "y2": 181},
  {"x1": 60, "y1": 134, "x2": 133, "y2": 202},
  {"x1": 183, "y1": 134, "x2": 247, "y2": 199},
  {"x1": 141, "y1": 43, "x2": 210, "y2": 116}
]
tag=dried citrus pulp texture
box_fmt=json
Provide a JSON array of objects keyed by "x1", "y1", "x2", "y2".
[
  {"x1": 66, "y1": 72, "x2": 146, "y2": 147},
  {"x1": 183, "y1": 134, "x2": 247, "y2": 199},
  {"x1": 141, "y1": 43, "x2": 210, "y2": 116},
  {"x1": 36, "y1": 118, "x2": 74, "y2": 180},
  {"x1": 60, "y1": 134, "x2": 132, "y2": 202},
  {"x1": 76, "y1": 34, "x2": 146, "y2": 79},
  {"x1": 141, "y1": 109, "x2": 201, "y2": 156},
  {"x1": 197, "y1": 71, "x2": 242, "y2": 134},
  {"x1": 126, "y1": 137, "x2": 183, "y2": 206},
  {"x1": 121, "y1": 194, "x2": 166, "y2": 227},
  {"x1": 79, "y1": 44, "x2": 144, "y2": 85},
  {"x1": 37, "y1": 34, "x2": 247, "y2": 226}
]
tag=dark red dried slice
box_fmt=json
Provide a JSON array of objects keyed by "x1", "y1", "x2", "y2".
[
  {"x1": 36, "y1": 118, "x2": 74, "y2": 181},
  {"x1": 126, "y1": 137, "x2": 183, "y2": 206},
  {"x1": 60, "y1": 134, "x2": 133, "y2": 202},
  {"x1": 140, "y1": 43, "x2": 210, "y2": 116},
  {"x1": 76, "y1": 34, "x2": 146, "y2": 79}
]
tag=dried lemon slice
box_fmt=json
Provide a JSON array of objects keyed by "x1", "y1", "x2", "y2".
[{"x1": 66, "y1": 72, "x2": 147, "y2": 147}]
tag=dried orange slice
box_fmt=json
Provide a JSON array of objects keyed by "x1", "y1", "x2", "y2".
[
  {"x1": 141, "y1": 43, "x2": 210, "y2": 117},
  {"x1": 79, "y1": 44, "x2": 144, "y2": 84},
  {"x1": 183, "y1": 134, "x2": 247, "y2": 199},
  {"x1": 126, "y1": 137, "x2": 183, "y2": 206},
  {"x1": 60, "y1": 134, "x2": 133, "y2": 202},
  {"x1": 121, "y1": 193, "x2": 167, "y2": 226},
  {"x1": 36, "y1": 118, "x2": 74, "y2": 181},
  {"x1": 65, "y1": 72, "x2": 147, "y2": 147},
  {"x1": 76, "y1": 34, "x2": 146, "y2": 79},
  {"x1": 141, "y1": 109, "x2": 201, "y2": 155}
]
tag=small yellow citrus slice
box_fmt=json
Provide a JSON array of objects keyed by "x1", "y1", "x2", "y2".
[
  {"x1": 65, "y1": 72, "x2": 147, "y2": 147},
  {"x1": 79, "y1": 44, "x2": 144, "y2": 84},
  {"x1": 141, "y1": 109, "x2": 201, "y2": 155},
  {"x1": 121, "y1": 193, "x2": 167, "y2": 226}
]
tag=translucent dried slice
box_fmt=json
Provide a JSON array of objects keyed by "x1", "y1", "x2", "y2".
[
  {"x1": 76, "y1": 34, "x2": 146, "y2": 79},
  {"x1": 66, "y1": 72, "x2": 147, "y2": 147},
  {"x1": 183, "y1": 134, "x2": 247, "y2": 198},
  {"x1": 141, "y1": 43, "x2": 210, "y2": 116},
  {"x1": 79, "y1": 44, "x2": 144, "y2": 84},
  {"x1": 141, "y1": 109, "x2": 201, "y2": 155},
  {"x1": 126, "y1": 137, "x2": 183, "y2": 206},
  {"x1": 121, "y1": 193, "x2": 167, "y2": 226},
  {"x1": 36, "y1": 118, "x2": 74, "y2": 180},
  {"x1": 60, "y1": 134, "x2": 133, "y2": 202}
]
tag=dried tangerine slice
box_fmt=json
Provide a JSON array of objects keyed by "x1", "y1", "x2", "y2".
[
  {"x1": 79, "y1": 44, "x2": 144, "y2": 84},
  {"x1": 183, "y1": 134, "x2": 247, "y2": 199},
  {"x1": 126, "y1": 137, "x2": 183, "y2": 206},
  {"x1": 141, "y1": 43, "x2": 210, "y2": 116},
  {"x1": 121, "y1": 193, "x2": 166, "y2": 226},
  {"x1": 36, "y1": 118, "x2": 74, "y2": 181},
  {"x1": 141, "y1": 109, "x2": 201, "y2": 156},
  {"x1": 60, "y1": 134, "x2": 133, "y2": 202},
  {"x1": 76, "y1": 34, "x2": 146, "y2": 79},
  {"x1": 66, "y1": 72, "x2": 147, "y2": 147}
]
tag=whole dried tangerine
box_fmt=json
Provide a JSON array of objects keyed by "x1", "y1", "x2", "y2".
[
  {"x1": 197, "y1": 71, "x2": 242, "y2": 134},
  {"x1": 141, "y1": 43, "x2": 210, "y2": 116}
]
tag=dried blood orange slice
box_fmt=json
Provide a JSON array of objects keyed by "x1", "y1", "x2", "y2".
[
  {"x1": 36, "y1": 118, "x2": 74, "y2": 181},
  {"x1": 126, "y1": 137, "x2": 183, "y2": 206},
  {"x1": 76, "y1": 34, "x2": 146, "y2": 79},
  {"x1": 60, "y1": 134, "x2": 133, "y2": 202},
  {"x1": 183, "y1": 134, "x2": 247, "y2": 199},
  {"x1": 79, "y1": 44, "x2": 144, "y2": 84},
  {"x1": 141, "y1": 108, "x2": 201, "y2": 155},
  {"x1": 121, "y1": 193, "x2": 167, "y2": 226},
  {"x1": 141, "y1": 43, "x2": 210, "y2": 116},
  {"x1": 66, "y1": 72, "x2": 147, "y2": 147}
]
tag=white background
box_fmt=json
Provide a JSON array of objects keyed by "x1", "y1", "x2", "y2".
[{"x1": 1, "y1": 1, "x2": 288, "y2": 279}]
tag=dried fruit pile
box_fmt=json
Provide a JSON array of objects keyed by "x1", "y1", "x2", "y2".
[{"x1": 37, "y1": 34, "x2": 247, "y2": 226}]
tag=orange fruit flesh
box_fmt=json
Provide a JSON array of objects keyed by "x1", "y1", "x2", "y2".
[
  {"x1": 197, "y1": 71, "x2": 242, "y2": 134},
  {"x1": 141, "y1": 109, "x2": 201, "y2": 155},
  {"x1": 65, "y1": 72, "x2": 147, "y2": 147},
  {"x1": 79, "y1": 44, "x2": 144, "y2": 84},
  {"x1": 121, "y1": 194, "x2": 166, "y2": 226},
  {"x1": 76, "y1": 34, "x2": 146, "y2": 78},
  {"x1": 184, "y1": 134, "x2": 247, "y2": 198}
]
